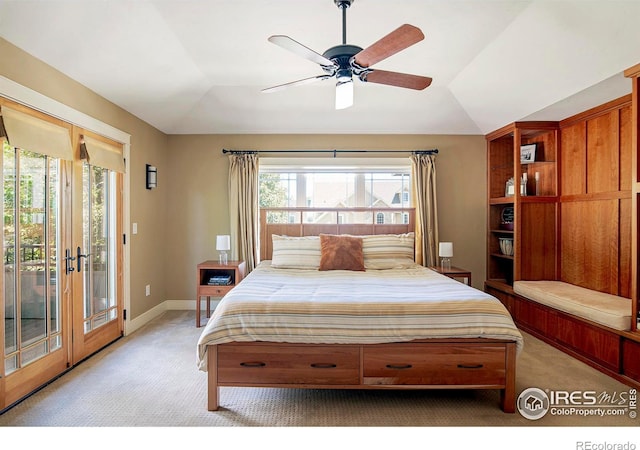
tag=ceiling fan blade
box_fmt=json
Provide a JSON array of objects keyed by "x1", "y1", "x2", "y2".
[
  {"x1": 335, "y1": 80, "x2": 353, "y2": 110},
  {"x1": 262, "y1": 75, "x2": 331, "y2": 94},
  {"x1": 268, "y1": 35, "x2": 336, "y2": 67},
  {"x1": 353, "y1": 24, "x2": 424, "y2": 68},
  {"x1": 361, "y1": 69, "x2": 432, "y2": 90}
]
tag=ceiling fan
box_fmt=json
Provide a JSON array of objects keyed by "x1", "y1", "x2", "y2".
[{"x1": 262, "y1": 0, "x2": 432, "y2": 110}]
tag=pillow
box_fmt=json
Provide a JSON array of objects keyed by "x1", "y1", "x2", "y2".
[
  {"x1": 319, "y1": 234, "x2": 365, "y2": 271},
  {"x1": 271, "y1": 235, "x2": 321, "y2": 269},
  {"x1": 362, "y1": 233, "x2": 415, "y2": 263},
  {"x1": 364, "y1": 258, "x2": 417, "y2": 270}
]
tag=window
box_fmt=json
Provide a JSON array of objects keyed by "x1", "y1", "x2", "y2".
[{"x1": 259, "y1": 158, "x2": 412, "y2": 224}]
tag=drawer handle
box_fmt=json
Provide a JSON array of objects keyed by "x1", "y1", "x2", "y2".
[
  {"x1": 310, "y1": 363, "x2": 337, "y2": 369},
  {"x1": 457, "y1": 364, "x2": 484, "y2": 369},
  {"x1": 386, "y1": 364, "x2": 413, "y2": 370},
  {"x1": 240, "y1": 361, "x2": 266, "y2": 368}
]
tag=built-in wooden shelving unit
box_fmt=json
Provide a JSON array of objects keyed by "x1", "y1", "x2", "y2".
[{"x1": 624, "y1": 63, "x2": 640, "y2": 333}]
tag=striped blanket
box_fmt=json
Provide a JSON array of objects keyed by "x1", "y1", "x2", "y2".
[{"x1": 197, "y1": 261, "x2": 524, "y2": 370}]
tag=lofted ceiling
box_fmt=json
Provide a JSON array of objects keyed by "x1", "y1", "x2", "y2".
[{"x1": 0, "y1": 0, "x2": 639, "y2": 136}]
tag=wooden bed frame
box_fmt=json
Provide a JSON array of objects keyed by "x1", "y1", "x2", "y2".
[{"x1": 205, "y1": 208, "x2": 518, "y2": 413}]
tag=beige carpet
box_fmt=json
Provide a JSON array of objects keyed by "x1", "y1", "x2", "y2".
[{"x1": 0, "y1": 310, "x2": 637, "y2": 444}]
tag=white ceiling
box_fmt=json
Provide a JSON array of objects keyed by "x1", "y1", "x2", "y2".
[{"x1": 1, "y1": 0, "x2": 639, "y2": 135}]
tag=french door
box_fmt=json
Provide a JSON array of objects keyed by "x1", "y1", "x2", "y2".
[
  {"x1": 70, "y1": 133, "x2": 123, "y2": 363},
  {"x1": 1, "y1": 101, "x2": 124, "y2": 410}
]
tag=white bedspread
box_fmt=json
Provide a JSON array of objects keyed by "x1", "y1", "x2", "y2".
[{"x1": 197, "y1": 261, "x2": 524, "y2": 370}]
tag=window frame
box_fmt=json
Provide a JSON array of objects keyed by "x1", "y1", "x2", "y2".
[{"x1": 258, "y1": 157, "x2": 412, "y2": 216}]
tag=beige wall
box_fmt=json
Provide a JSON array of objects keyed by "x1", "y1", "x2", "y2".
[
  {"x1": 1, "y1": 37, "x2": 489, "y2": 320},
  {"x1": 165, "y1": 134, "x2": 487, "y2": 299},
  {"x1": 0, "y1": 38, "x2": 169, "y2": 319}
]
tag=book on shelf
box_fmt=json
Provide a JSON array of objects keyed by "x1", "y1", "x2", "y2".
[{"x1": 207, "y1": 276, "x2": 232, "y2": 286}]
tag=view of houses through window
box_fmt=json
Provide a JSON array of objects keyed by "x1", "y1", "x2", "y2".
[{"x1": 259, "y1": 165, "x2": 412, "y2": 225}]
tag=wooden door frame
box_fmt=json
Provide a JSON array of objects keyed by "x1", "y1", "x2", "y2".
[
  {"x1": 0, "y1": 75, "x2": 131, "y2": 334},
  {"x1": 0, "y1": 76, "x2": 131, "y2": 410}
]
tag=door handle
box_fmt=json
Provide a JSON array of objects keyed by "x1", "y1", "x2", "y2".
[
  {"x1": 64, "y1": 249, "x2": 76, "y2": 275},
  {"x1": 76, "y1": 246, "x2": 89, "y2": 272}
]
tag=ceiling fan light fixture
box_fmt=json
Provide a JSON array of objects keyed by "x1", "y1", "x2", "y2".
[
  {"x1": 335, "y1": 80, "x2": 353, "y2": 110},
  {"x1": 336, "y1": 68, "x2": 352, "y2": 83},
  {"x1": 263, "y1": 0, "x2": 430, "y2": 108}
]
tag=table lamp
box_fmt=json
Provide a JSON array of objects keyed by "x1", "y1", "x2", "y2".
[
  {"x1": 216, "y1": 235, "x2": 230, "y2": 265},
  {"x1": 439, "y1": 242, "x2": 453, "y2": 270}
]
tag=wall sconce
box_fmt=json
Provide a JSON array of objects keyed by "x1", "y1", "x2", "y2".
[
  {"x1": 146, "y1": 164, "x2": 157, "y2": 189},
  {"x1": 438, "y1": 242, "x2": 453, "y2": 271}
]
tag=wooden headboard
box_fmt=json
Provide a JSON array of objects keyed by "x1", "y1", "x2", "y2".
[{"x1": 260, "y1": 207, "x2": 416, "y2": 261}]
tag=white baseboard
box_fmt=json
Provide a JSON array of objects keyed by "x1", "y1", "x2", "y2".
[
  {"x1": 125, "y1": 299, "x2": 220, "y2": 335},
  {"x1": 164, "y1": 298, "x2": 221, "y2": 311},
  {"x1": 125, "y1": 302, "x2": 168, "y2": 335},
  {"x1": 165, "y1": 299, "x2": 197, "y2": 310}
]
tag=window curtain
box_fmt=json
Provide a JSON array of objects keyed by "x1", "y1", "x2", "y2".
[
  {"x1": 79, "y1": 134, "x2": 126, "y2": 172},
  {"x1": 228, "y1": 153, "x2": 259, "y2": 273},
  {"x1": 410, "y1": 153, "x2": 438, "y2": 266},
  {"x1": 0, "y1": 104, "x2": 73, "y2": 160}
]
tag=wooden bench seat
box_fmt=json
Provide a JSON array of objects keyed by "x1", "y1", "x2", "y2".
[
  {"x1": 485, "y1": 280, "x2": 640, "y2": 388},
  {"x1": 513, "y1": 280, "x2": 632, "y2": 331}
]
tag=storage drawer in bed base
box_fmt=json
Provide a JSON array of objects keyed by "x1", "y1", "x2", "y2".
[
  {"x1": 217, "y1": 343, "x2": 360, "y2": 385},
  {"x1": 362, "y1": 343, "x2": 507, "y2": 386},
  {"x1": 209, "y1": 340, "x2": 517, "y2": 413}
]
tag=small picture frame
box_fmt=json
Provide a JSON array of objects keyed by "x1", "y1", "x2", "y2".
[{"x1": 520, "y1": 144, "x2": 537, "y2": 164}]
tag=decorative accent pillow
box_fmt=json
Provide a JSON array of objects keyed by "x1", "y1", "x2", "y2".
[
  {"x1": 271, "y1": 235, "x2": 321, "y2": 269},
  {"x1": 362, "y1": 233, "x2": 415, "y2": 266},
  {"x1": 319, "y1": 234, "x2": 365, "y2": 271}
]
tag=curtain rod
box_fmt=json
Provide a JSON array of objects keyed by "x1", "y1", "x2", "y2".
[{"x1": 222, "y1": 148, "x2": 438, "y2": 157}]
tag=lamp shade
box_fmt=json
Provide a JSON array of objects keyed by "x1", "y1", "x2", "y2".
[
  {"x1": 439, "y1": 242, "x2": 453, "y2": 258},
  {"x1": 216, "y1": 235, "x2": 230, "y2": 251}
]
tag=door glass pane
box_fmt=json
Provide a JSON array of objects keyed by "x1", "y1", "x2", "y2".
[
  {"x1": 3, "y1": 143, "x2": 61, "y2": 373},
  {"x1": 3, "y1": 141, "x2": 17, "y2": 357},
  {"x1": 48, "y1": 157, "x2": 60, "y2": 340},
  {"x1": 82, "y1": 163, "x2": 117, "y2": 333},
  {"x1": 19, "y1": 150, "x2": 47, "y2": 348}
]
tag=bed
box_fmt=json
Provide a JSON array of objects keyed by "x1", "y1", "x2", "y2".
[{"x1": 197, "y1": 208, "x2": 524, "y2": 412}]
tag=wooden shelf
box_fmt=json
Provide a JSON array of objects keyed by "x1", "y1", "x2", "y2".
[
  {"x1": 522, "y1": 160, "x2": 556, "y2": 165},
  {"x1": 487, "y1": 122, "x2": 559, "y2": 284},
  {"x1": 520, "y1": 195, "x2": 557, "y2": 203},
  {"x1": 489, "y1": 197, "x2": 515, "y2": 205},
  {"x1": 490, "y1": 253, "x2": 514, "y2": 260},
  {"x1": 490, "y1": 229, "x2": 514, "y2": 234}
]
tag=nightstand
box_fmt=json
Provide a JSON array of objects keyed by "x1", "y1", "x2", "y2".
[
  {"x1": 429, "y1": 265, "x2": 472, "y2": 286},
  {"x1": 196, "y1": 260, "x2": 246, "y2": 327}
]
